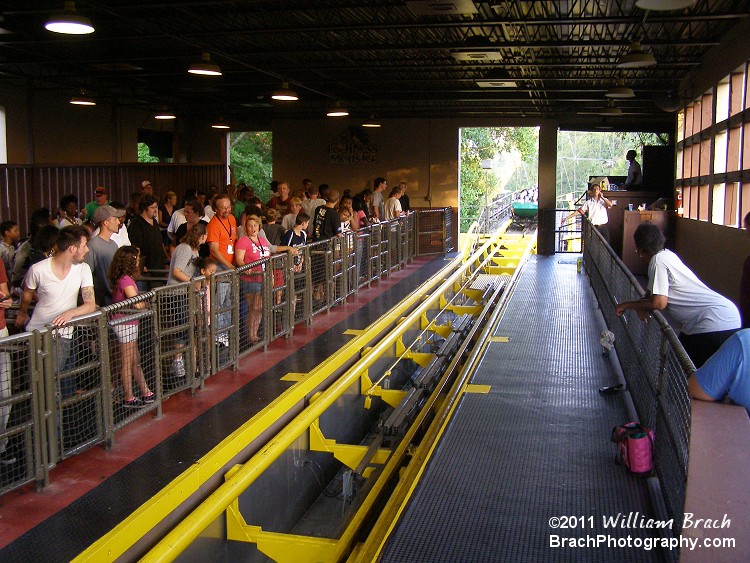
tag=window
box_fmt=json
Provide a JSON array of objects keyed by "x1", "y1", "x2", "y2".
[
  {"x1": 0, "y1": 106, "x2": 6, "y2": 164},
  {"x1": 676, "y1": 62, "x2": 750, "y2": 228}
]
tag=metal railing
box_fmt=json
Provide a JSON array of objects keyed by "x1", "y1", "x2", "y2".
[
  {"x1": 582, "y1": 219, "x2": 694, "y2": 534},
  {"x1": 0, "y1": 211, "x2": 447, "y2": 495}
]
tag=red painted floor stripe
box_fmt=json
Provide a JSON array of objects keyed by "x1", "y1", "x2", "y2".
[{"x1": 0, "y1": 259, "x2": 433, "y2": 548}]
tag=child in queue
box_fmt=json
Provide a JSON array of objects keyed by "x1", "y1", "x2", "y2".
[{"x1": 108, "y1": 246, "x2": 154, "y2": 407}]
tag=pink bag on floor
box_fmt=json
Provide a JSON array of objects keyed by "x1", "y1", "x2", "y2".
[{"x1": 611, "y1": 422, "x2": 655, "y2": 476}]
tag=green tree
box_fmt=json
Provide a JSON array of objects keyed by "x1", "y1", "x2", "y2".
[
  {"x1": 137, "y1": 142, "x2": 160, "y2": 163},
  {"x1": 556, "y1": 131, "x2": 665, "y2": 208},
  {"x1": 229, "y1": 132, "x2": 273, "y2": 202},
  {"x1": 460, "y1": 127, "x2": 539, "y2": 232}
]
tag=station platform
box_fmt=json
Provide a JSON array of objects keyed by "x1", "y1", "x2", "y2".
[
  {"x1": 381, "y1": 254, "x2": 668, "y2": 562},
  {"x1": 0, "y1": 253, "x2": 671, "y2": 561}
]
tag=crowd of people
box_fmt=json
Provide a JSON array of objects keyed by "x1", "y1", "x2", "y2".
[{"x1": 0, "y1": 176, "x2": 412, "y2": 423}]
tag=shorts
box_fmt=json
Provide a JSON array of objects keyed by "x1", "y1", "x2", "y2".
[
  {"x1": 241, "y1": 280, "x2": 262, "y2": 294},
  {"x1": 112, "y1": 323, "x2": 139, "y2": 344}
]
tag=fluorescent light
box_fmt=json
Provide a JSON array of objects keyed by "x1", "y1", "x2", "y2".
[
  {"x1": 636, "y1": 0, "x2": 695, "y2": 10},
  {"x1": 211, "y1": 118, "x2": 230, "y2": 129},
  {"x1": 599, "y1": 101, "x2": 622, "y2": 115},
  {"x1": 188, "y1": 52, "x2": 222, "y2": 76},
  {"x1": 362, "y1": 115, "x2": 381, "y2": 128},
  {"x1": 326, "y1": 103, "x2": 349, "y2": 117},
  {"x1": 70, "y1": 91, "x2": 96, "y2": 105},
  {"x1": 617, "y1": 41, "x2": 656, "y2": 69},
  {"x1": 45, "y1": 1, "x2": 94, "y2": 35},
  {"x1": 271, "y1": 82, "x2": 298, "y2": 101},
  {"x1": 606, "y1": 79, "x2": 635, "y2": 99},
  {"x1": 154, "y1": 109, "x2": 176, "y2": 120}
]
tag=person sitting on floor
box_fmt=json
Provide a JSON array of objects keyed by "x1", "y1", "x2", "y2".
[{"x1": 688, "y1": 329, "x2": 750, "y2": 416}]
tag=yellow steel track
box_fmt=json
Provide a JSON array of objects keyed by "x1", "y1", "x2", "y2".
[{"x1": 74, "y1": 223, "x2": 535, "y2": 563}]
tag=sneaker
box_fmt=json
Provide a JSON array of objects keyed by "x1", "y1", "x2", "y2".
[
  {"x1": 123, "y1": 398, "x2": 145, "y2": 408},
  {"x1": 0, "y1": 452, "x2": 17, "y2": 466},
  {"x1": 171, "y1": 355, "x2": 186, "y2": 378},
  {"x1": 142, "y1": 392, "x2": 155, "y2": 404}
]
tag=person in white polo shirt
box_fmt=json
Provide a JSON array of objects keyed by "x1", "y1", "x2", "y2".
[{"x1": 562, "y1": 182, "x2": 614, "y2": 244}]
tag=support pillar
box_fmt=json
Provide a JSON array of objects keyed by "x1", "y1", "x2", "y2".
[{"x1": 537, "y1": 120, "x2": 558, "y2": 255}]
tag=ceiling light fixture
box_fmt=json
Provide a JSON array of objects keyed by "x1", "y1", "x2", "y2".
[
  {"x1": 476, "y1": 68, "x2": 517, "y2": 88},
  {"x1": 326, "y1": 102, "x2": 349, "y2": 117},
  {"x1": 599, "y1": 100, "x2": 623, "y2": 116},
  {"x1": 362, "y1": 115, "x2": 381, "y2": 128},
  {"x1": 154, "y1": 108, "x2": 176, "y2": 120},
  {"x1": 271, "y1": 82, "x2": 299, "y2": 101},
  {"x1": 211, "y1": 118, "x2": 230, "y2": 129},
  {"x1": 617, "y1": 41, "x2": 656, "y2": 68},
  {"x1": 606, "y1": 78, "x2": 635, "y2": 99},
  {"x1": 45, "y1": 1, "x2": 95, "y2": 35},
  {"x1": 69, "y1": 90, "x2": 96, "y2": 106},
  {"x1": 188, "y1": 52, "x2": 222, "y2": 76},
  {"x1": 635, "y1": 0, "x2": 695, "y2": 10}
]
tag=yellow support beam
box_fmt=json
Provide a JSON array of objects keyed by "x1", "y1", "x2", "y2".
[
  {"x1": 309, "y1": 420, "x2": 391, "y2": 477},
  {"x1": 446, "y1": 304, "x2": 482, "y2": 316},
  {"x1": 226, "y1": 503, "x2": 338, "y2": 562},
  {"x1": 76, "y1": 229, "x2": 514, "y2": 563},
  {"x1": 368, "y1": 387, "x2": 407, "y2": 408},
  {"x1": 281, "y1": 372, "x2": 307, "y2": 382}
]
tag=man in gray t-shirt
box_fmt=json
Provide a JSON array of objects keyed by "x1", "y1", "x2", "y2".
[{"x1": 85, "y1": 205, "x2": 126, "y2": 306}]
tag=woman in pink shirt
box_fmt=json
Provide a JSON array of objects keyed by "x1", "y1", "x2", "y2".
[{"x1": 235, "y1": 214, "x2": 271, "y2": 343}]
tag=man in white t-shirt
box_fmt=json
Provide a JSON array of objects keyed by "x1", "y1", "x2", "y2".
[
  {"x1": 16, "y1": 226, "x2": 96, "y2": 384},
  {"x1": 615, "y1": 223, "x2": 740, "y2": 367},
  {"x1": 562, "y1": 183, "x2": 613, "y2": 244},
  {"x1": 383, "y1": 186, "x2": 404, "y2": 221}
]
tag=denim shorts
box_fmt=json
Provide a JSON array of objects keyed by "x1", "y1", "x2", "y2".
[{"x1": 241, "y1": 280, "x2": 262, "y2": 294}]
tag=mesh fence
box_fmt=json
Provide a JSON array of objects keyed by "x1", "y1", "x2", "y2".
[
  {"x1": 103, "y1": 291, "x2": 160, "y2": 429},
  {"x1": 154, "y1": 284, "x2": 193, "y2": 398},
  {"x1": 193, "y1": 278, "x2": 212, "y2": 383},
  {"x1": 379, "y1": 223, "x2": 390, "y2": 277},
  {"x1": 210, "y1": 269, "x2": 239, "y2": 374},
  {"x1": 366, "y1": 226, "x2": 382, "y2": 285},
  {"x1": 44, "y1": 315, "x2": 108, "y2": 462},
  {"x1": 417, "y1": 209, "x2": 449, "y2": 255},
  {"x1": 270, "y1": 253, "x2": 293, "y2": 340},
  {"x1": 308, "y1": 238, "x2": 333, "y2": 315},
  {"x1": 583, "y1": 219, "x2": 693, "y2": 533},
  {"x1": 343, "y1": 232, "x2": 359, "y2": 298},
  {"x1": 291, "y1": 247, "x2": 313, "y2": 327},
  {"x1": 356, "y1": 230, "x2": 373, "y2": 289},
  {"x1": 0, "y1": 331, "x2": 43, "y2": 494},
  {"x1": 237, "y1": 259, "x2": 269, "y2": 356},
  {"x1": 0, "y1": 208, "x2": 452, "y2": 494},
  {"x1": 331, "y1": 236, "x2": 347, "y2": 305}
]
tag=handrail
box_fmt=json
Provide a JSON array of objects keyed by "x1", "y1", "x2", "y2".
[{"x1": 582, "y1": 216, "x2": 694, "y2": 531}]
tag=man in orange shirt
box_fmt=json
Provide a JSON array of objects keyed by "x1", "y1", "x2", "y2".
[{"x1": 206, "y1": 194, "x2": 236, "y2": 346}]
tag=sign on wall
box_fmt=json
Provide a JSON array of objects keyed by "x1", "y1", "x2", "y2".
[{"x1": 328, "y1": 127, "x2": 379, "y2": 164}]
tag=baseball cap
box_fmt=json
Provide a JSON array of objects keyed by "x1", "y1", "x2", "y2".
[
  {"x1": 95, "y1": 187, "x2": 107, "y2": 195},
  {"x1": 142, "y1": 180, "x2": 152, "y2": 188},
  {"x1": 92, "y1": 204, "x2": 126, "y2": 225}
]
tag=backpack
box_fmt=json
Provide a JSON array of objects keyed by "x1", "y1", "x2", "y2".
[{"x1": 611, "y1": 422, "x2": 655, "y2": 476}]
